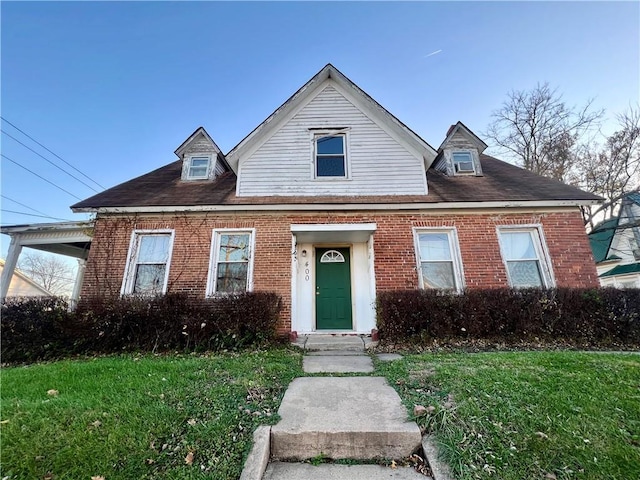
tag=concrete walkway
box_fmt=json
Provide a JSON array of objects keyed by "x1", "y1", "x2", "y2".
[{"x1": 241, "y1": 335, "x2": 435, "y2": 480}]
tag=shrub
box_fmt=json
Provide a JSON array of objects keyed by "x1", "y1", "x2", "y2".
[
  {"x1": 1, "y1": 297, "x2": 74, "y2": 362},
  {"x1": 376, "y1": 288, "x2": 640, "y2": 346},
  {"x1": 1, "y1": 292, "x2": 282, "y2": 363}
]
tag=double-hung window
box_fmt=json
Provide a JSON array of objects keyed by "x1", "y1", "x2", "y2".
[
  {"x1": 315, "y1": 133, "x2": 346, "y2": 178},
  {"x1": 207, "y1": 229, "x2": 255, "y2": 295},
  {"x1": 452, "y1": 151, "x2": 475, "y2": 174},
  {"x1": 414, "y1": 228, "x2": 464, "y2": 291},
  {"x1": 187, "y1": 156, "x2": 211, "y2": 180},
  {"x1": 122, "y1": 231, "x2": 174, "y2": 295},
  {"x1": 498, "y1": 227, "x2": 554, "y2": 288}
]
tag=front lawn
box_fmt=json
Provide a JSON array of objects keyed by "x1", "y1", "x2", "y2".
[
  {"x1": 0, "y1": 349, "x2": 303, "y2": 479},
  {"x1": 377, "y1": 351, "x2": 640, "y2": 480}
]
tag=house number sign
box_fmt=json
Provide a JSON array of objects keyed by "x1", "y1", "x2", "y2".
[{"x1": 304, "y1": 262, "x2": 310, "y2": 281}]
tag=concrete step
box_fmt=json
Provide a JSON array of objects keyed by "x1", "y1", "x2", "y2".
[
  {"x1": 271, "y1": 377, "x2": 421, "y2": 460},
  {"x1": 262, "y1": 462, "x2": 430, "y2": 479},
  {"x1": 303, "y1": 335, "x2": 365, "y2": 352},
  {"x1": 303, "y1": 355, "x2": 374, "y2": 373}
]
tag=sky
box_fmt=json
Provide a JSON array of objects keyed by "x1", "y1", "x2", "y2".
[{"x1": 1, "y1": 1, "x2": 639, "y2": 267}]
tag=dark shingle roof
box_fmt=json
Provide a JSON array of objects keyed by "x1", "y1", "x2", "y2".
[
  {"x1": 588, "y1": 217, "x2": 620, "y2": 263},
  {"x1": 599, "y1": 262, "x2": 640, "y2": 278},
  {"x1": 71, "y1": 155, "x2": 601, "y2": 211}
]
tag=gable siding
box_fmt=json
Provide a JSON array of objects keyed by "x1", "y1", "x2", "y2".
[{"x1": 237, "y1": 85, "x2": 427, "y2": 196}]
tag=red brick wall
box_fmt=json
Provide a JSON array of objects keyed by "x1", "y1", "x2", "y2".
[{"x1": 82, "y1": 209, "x2": 598, "y2": 334}]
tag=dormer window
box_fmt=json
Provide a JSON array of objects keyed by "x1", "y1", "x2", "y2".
[
  {"x1": 452, "y1": 151, "x2": 476, "y2": 175},
  {"x1": 187, "y1": 156, "x2": 211, "y2": 180}
]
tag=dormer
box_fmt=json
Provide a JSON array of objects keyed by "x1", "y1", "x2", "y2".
[
  {"x1": 175, "y1": 127, "x2": 230, "y2": 182},
  {"x1": 434, "y1": 121, "x2": 488, "y2": 177}
]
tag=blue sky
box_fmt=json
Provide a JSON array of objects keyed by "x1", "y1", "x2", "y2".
[{"x1": 1, "y1": 1, "x2": 639, "y2": 258}]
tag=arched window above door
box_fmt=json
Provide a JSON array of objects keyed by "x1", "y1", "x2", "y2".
[{"x1": 320, "y1": 250, "x2": 346, "y2": 263}]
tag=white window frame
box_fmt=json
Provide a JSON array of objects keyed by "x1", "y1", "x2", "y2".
[
  {"x1": 121, "y1": 229, "x2": 175, "y2": 296},
  {"x1": 451, "y1": 150, "x2": 476, "y2": 175},
  {"x1": 206, "y1": 228, "x2": 256, "y2": 296},
  {"x1": 311, "y1": 129, "x2": 350, "y2": 180},
  {"x1": 185, "y1": 154, "x2": 213, "y2": 180},
  {"x1": 497, "y1": 225, "x2": 555, "y2": 288},
  {"x1": 413, "y1": 227, "x2": 465, "y2": 292}
]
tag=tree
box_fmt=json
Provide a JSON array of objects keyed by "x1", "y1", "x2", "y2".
[
  {"x1": 576, "y1": 106, "x2": 640, "y2": 226},
  {"x1": 18, "y1": 251, "x2": 75, "y2": 296},
  {"x1": 485, "y1": 82, "x2": 604, "y2": 183}
]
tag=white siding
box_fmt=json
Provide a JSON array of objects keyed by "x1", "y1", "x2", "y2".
[{"x1": 237, "y1": 84, "x2": 427, "y2": 196}]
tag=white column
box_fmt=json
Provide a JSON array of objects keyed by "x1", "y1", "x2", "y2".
[
  {"x1": 1, "y1": 237, "x2": 23, "y2": 300},
  {"x1": 69, "y1": 258, "x2": 87, "y2": 309}
]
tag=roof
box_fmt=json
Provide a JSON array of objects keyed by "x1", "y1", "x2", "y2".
[
  {"x1": 625, "y1": 191, "x2": 640, "y2": 205},
  {"x1": 588, "y1": 217, "x2": 619, "y2": 263},
  {"x1": 71, "y1": 154, "x2": 601, "y2": 211},
  {"x1": 599, "y1": 262, "x2": 640, "y2": 278}
]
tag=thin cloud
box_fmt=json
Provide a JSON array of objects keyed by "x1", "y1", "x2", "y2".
[{"x1": 424, "y1": 49, "x2": 442, "y2": 58}]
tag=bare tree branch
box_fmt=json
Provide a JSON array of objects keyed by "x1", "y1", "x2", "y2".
[{"x1": 18, "y1": 252, "x2": 75, "y2": 296}]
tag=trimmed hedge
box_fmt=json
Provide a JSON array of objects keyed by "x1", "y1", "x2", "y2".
[
  {"x1": 1, "y1": 292, "x2": 282, "y2": 363},
  {"x1": 376, "y1": 288, "x2": 640, "y2": 346}
]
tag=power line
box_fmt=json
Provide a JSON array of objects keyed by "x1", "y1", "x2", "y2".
[
  {"x1": 1, "y1": 194, "x2": 53, "y2": 218},
  {"x1": 1, "y1": 153, "x2": 82, "y2": 200},
  {"x1": 0, "y1": 116, "x2": 105, "y2": 190},
  {"x1": 1, "y1": 209, "x2": 73, "y2": 222},
  {"x1": 2, "y1": 129, "x2": 100, "y2": 193}
]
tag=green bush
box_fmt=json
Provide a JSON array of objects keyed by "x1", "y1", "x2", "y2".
[
  {"x1": 376, "y1": 288, "x2": 640, "y2": 346},
  {"x1": 1, "y1": 292, "x2": 282, "y2": 363}
]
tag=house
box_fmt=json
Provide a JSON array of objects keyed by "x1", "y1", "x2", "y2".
[
  {"x1": 0, "y1": 258, "x2": 53, "y2": 297},
  {"x1": 70, "y1": 64, "x2": 601, "y2": 336},
  {"x1": 588, "y1": 191, "x2": 640, "y2": 288}
]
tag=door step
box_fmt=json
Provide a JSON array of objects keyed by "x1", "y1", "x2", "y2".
[
  {"x1": 270, "y1": 377, "x2": 421, "y2": 460},
  {"x1": 262, "y1": 462, "x2": 429, "y2": 479}
]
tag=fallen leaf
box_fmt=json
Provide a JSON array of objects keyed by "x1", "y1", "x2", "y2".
[
  {"x1": 91, "y1": 476, "x2": 105, "y2": 480},
  {"x1": 185, "y1": 451, "x2": 194, "y2": 465},
  {"x1": 146, "y1": 458, "x2": 155, "y2": 464},
  {"x1": 535, "y1": 431, "x2": 549, "y2": 440},
  {"x1": 544, "y1": 474, "x2": 557, "y2": 479},
  {"x1": 46, "y1": 390, "x2": 59, "y2": 397},
  {"x1": 390, "y1": 460, "x2": 397, "y2": 469},
  {"x1": 413, "y1": 405, "x2": 427, "y2": 417},
  {"x1": 43, "y1": 473, "x2": 54, "y2": 480},
  {"x1": 91, "y1": 420, "x2": 102, "y2": 428},
  {"x1": 187, "y1": 418, "x2": 197, "y2": 426},
  {"x1": 0, "y1": 420, "x2": 9, "y2": 424}
]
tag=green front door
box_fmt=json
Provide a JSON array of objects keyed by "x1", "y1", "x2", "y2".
[{"x1": 315, "y1": 247, "x2": 353, "y2": 330}]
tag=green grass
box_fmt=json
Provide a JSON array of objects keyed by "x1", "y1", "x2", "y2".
[
  {"x1": 376, "y1": 351, "x2": 640, "y2": 480},
  {"x1": 0, "y1": 349, "x2": 303, "y2": 480}
]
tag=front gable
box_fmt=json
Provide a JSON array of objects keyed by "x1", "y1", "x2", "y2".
[
  {"x1": 236, "y1": 81, "x2": 430, "y2": 196},
  {"x1": 227, "y1": 64, "x2": 437, "y2": 197}
]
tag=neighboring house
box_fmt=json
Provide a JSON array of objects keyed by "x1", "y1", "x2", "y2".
[
  {"x1": 589, "y1": 192, "x2": 640, "y2": 288},
  {"x1": 0, "y1": 258, "x2": 53, "y2": 297},
  {"x1": 71, "y1": 64, "x2": 600, "y2": 335}
]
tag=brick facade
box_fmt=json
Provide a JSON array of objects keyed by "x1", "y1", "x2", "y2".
[{"x1": 82, "y1": 208, "x2": 599, "y2": 334}]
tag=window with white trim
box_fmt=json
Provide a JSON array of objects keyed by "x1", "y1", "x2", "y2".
[
  {"x1": 315, "y1": 133, "x2": 347, "y2": 178},
  {"x1": 186, "y1": 155, "x2": 211, "y2": 180},
  {"x1": 414, "y1": 229, "x2": 464, "y2": 291},
  {"x1": 452, "y1": 151, "x2": 476, "y2": 175},
  {"x1": 122, "y1": 231, "x2": 174, "y2": 295},
  {"x1": 208, "y1": 229, "x2": 255, "y2": 295},
  {"x1": 498, "y1": 227, "x2": 554, "y2": 288}
]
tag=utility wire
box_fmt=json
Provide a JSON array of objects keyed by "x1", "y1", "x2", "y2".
[
  {"x1": 1, "y1": 153, "x2": 82, "y2": 200},
  {"x1": 1, "y1": 194, "x2": 54, "y2": 218},
  {"x1": 0, "y1": 116, "x2": 105, "y2": 190},
  {"x1": 2, "y1": 129, "x2": 100, "y2": 193},
  {"x1": 1, "y1": 209, "x2": 73, "y2": 222}
]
